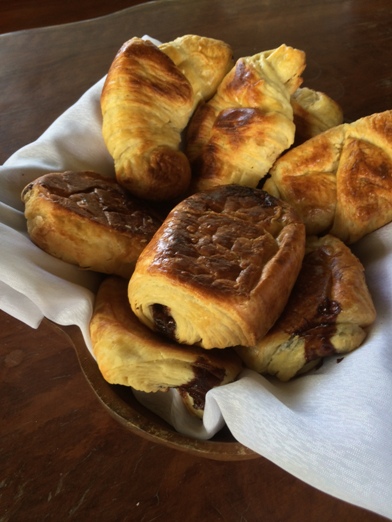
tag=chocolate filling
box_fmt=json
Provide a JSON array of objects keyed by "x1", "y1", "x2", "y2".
[
  {"x1": 151, "y1": 304, "x2": 177, "y2": 339},
  {"x1": 277, "y1": 247, "x2": 342, "y2": 362},
  {"x1": 178, "y1": 359, "x2": 226, "y2": 411}
]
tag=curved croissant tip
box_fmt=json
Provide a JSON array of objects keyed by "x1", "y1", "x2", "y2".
[{"x1": 116, "y1": 148, "x2": 192, "y2": 202}]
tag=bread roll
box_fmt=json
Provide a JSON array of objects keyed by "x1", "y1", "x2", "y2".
[
  {"x1": 264, "y1": 110, "x2": 392, "y2": 243},
  {"x1": 128, "y1": 184, "x2": 306, "y2": 349},
  {"x1": 186, "y1": 44, "x2": 306, "y2": 192},
  {"x1": 90, "y1": 276, "x2": 242, "y2": 418},
  {"x1": 236, "y1": 235, "x2": 376, "y2": 381},
  {"x1": 21, "y1": 170, "x2": 162, "y2": 277}
]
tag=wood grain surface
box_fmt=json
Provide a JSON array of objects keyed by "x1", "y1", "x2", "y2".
[
  {"x1": 0, "y1": 0, "x2": 152, "y2": 33},
  {"x1": 1, "y1": 1, "x2": 391, "y2": 521}
]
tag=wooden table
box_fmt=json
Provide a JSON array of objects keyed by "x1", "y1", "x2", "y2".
[{"x1": 1, "y1": 1, "x2": 391, "y2": 520}]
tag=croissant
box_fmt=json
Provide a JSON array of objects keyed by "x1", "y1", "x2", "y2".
[
  {"x1": 159, "y1": 34, "x2": 234, "y2": 108},
  {"x1": 290, "y1": 86, "x2": 343, "y2": 144},
  {"x1": 21, "y1": 170, "x2": 162, "y2": 277},
  {"x1": 236, "y1": 235, "x2": 376, "y2": 381},
  {"x1": 128, "y1": 184, "x2": 306, "y2": 349},
  {"x1": 101, "y1": 37, "x2": 194, "y2": 201},
  {"x1": 264, "y1": 110, "x2": 392, "y2": 244},
  {"x1": 90, "y1": 276, "x2": 242, "y2": 418},
  {"x1": 186, "y1": 44, "x2": 306, "y2": 192},
  {"x1": 101, "y1": 36, "x2": 233, "y2": 202}
]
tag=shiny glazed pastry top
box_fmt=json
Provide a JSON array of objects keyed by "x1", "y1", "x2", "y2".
[
  {"x1": 264, "y1": 110, "x2": 392, "y2": 244},
  {"x1": 128, "y1": 184, "x2": 306, "y2": 349},
  {"x1": 21, "y1": 170, "x2": 162, "y2": 277}
]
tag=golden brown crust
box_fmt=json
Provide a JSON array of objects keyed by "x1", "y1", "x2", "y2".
[
  {"x1": 21, "y1": 170, "x2": 162, "y2": 277},
  {"x1": 186, "y1": 44, "x2": 306, "y2": 192},
  {"x1": 101, "y1": 37, "x2": 193, "y2": 201},
  {"x1": 90, "y1": 276, "x2": 242, "y2": 417},
  {"x1": 128, "y1": 184, "x2": 306, "y2": 349},
  {"x1": 264, "y1": 110, "x2": 392, "y2": 243},
  {"x1": 236, "y1": 234, "x2": 376, "y2": 381},
  {"x1": 159, "y1": 34, "x2": 234, "y2": 106}
]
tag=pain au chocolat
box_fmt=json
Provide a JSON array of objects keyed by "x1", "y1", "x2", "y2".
[
  {"x1": 90, "y1": 276, "x2": 242, "y2": 418},
  {"x1": 101, "y1": 35, "x2": 233, "y2": 202},
  {"x1": 186, "y1": 44, "x2": 306, "y2": 192},
  {"x1": 236, "y1": 235, "x2": 376, "y2": 381},
  {"x1": 21, "y1": 170, "x2": 162, "y2": 278},
  {"x1": 128, "y1": 184, "x2": 306, "y2": 350},
  {"x1": 264, "y1": 110, "x2": 392, "y2": 244}
]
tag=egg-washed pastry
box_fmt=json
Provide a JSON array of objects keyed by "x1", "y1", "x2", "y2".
[
  {"x1": 128, "y1": 184, "x2": 306, "y2": 349},
  {"x1": 101, "y1": 37, "x2": 193, "y2": 202},
  {"x1": 236, "y1": 235, "x2": 376, "y2": 381},
  {"x1": 21, "y1": 170, "x2": 162, "y2": 278},
  {"x1": 159, "y1": 34, "x2": 234, "y2": 107},
  {"x1": 186, "y1": 44, "x2": 306, "y2": 192},
  {"x1": 264, "y1": 110, "x2": 392, "y2": 244},
  {"x1": 101, "y1": 36, "x2": 233, "y2": 202},
  {"x1": 90, "y1": 276, "x2": 243, "y2": 418},
  {"x1": 290, "y1": 86, "x2": 343, "y2": 144}
]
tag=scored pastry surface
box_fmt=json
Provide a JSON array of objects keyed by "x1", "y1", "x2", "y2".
[
  {"x1": 128, "y1": 184, "x2": 306, "y2": 349},
  {"x1": 264, "y1": 110, "x2": 392, "y2": 243},
  {"x1": 21, "y1": 170, "x2": 162, "y2": 277}
]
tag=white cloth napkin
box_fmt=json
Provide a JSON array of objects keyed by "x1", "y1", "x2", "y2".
[{"x1": 1, "y1": 43, "x2": 392, "y2": 519}]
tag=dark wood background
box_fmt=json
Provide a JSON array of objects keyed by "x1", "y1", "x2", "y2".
[{"x1": 0, "y1": 0, "x2": 152, "y2": 33}]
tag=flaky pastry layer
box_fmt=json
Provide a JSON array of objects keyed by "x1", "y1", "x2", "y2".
[
  {"x1": 21, "y1": 170, "x2": 162, "y2": 277},
  {"x1": 90, "y1": 276, "x2": 242, "y2": 417},
  {"x1": 128, "y1": 184, "x2": 306, "y2": 349},
  {"x1": 264, "y1": 110, "x2": 392, "y2": 243},
  {"x1": 236, "y1": 235, "x2": 376, "y2": 380},
  {"x1": 186, "y1": 44, "x2": 306, "y2": 191},
  {"x1": 101, "y1": 36, "x2": 233, "y2": 202},
  {"x1": 159, "y1": 34, "x2": 234, "y2": 108},
  {"x1": 290, "y1": 86, "x2": 344, "y2": 144}
]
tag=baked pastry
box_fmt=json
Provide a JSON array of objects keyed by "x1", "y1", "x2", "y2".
[
  {"x1": 290, "y1": 86, "x2": 343, "y2": 144},
  {"x1": 264, "y1": 110, "x2": 392, "y2": 243},
  {"x1": 101, "y1": 37, "x2": 193, "y2": 201},
  {"x1": 90, "y1": 276, "x2": 243, "y2": 418},
  {"x1": 128, "y1": 184, "x2": 306, "y2": 349},
  {"x1": 159, "y1": 34, "x2": 234, "y2": 108},
  {"x1": 21, "y1": 170, "x2": 162, "y2": 278},
  {"x1": 101, "y1": 36, "x2": 233, "y2": 202},
  {"x1": 186, "y1": 44, "x2": 306, "y2": 192},
  {"x1": 236, "y1": 234, "x2": 376, "y2": 381}
]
